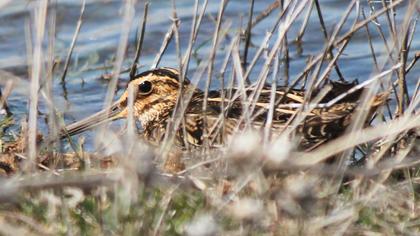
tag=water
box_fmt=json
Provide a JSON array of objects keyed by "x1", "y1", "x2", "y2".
[{"x1": 0, "y1": 0, "x2": 418, "y2": 150}]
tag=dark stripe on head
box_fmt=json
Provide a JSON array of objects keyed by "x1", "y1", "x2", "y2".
[
  {"x1": 152, "y1": 78, "x2": 180, "y2": 89},
  {"x1": 133, "y1": 67, "x2": 189, "y2": 84}
]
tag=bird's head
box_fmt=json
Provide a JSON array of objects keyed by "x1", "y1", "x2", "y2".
[{"x1": 63, "y1": 67, "x2": 189, "y2": 137}]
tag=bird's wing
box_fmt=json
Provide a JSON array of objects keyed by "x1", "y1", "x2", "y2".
[{"x1": 297, "y1": 103, "x2": 357, "y2": 148}]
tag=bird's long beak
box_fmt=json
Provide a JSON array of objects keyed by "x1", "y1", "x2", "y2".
[{"x1": 61, "y1": 100, "x2": 127, "y2": 138}]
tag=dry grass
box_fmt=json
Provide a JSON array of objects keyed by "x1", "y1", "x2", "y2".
[{"x1": 0, "y1": 0, "x2": 419, "y2": 235}]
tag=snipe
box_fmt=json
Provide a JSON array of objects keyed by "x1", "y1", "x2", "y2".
[{"x1": 62, "y1": 67, "x2": 387, "y2": 150}]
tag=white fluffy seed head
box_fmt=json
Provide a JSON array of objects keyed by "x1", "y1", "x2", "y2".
[
  {"x1": 285, "y1": 174, "x2": 317, "y2": 198},
  {"x1": 265, "y1": 135, "x2": 293, "y2": 165},
  {"x1": 230, "y1": 198, "x2": 263, "y2": 220},
  {"x1": 228, "y1": 130, "x2": 262, "y2": 160},
  {"x1": 185, "y1": 214, "x2": 219, "y2": 236}
]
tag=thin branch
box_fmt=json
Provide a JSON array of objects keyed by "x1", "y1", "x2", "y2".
[
  {"x1": 314, "y1": 0, "x2": 345, "y2": 81},
  {"x1": 0, "y1": 81, "x2": 12, "y2": 116},
  {"x1": 242, "y1": 0, "x2": 255, "y2": 74},
  {"x1": 405, "y1": 51, "x2": 420, "y2": 74},
  {"x1": 251, "y1": 0, "x2": 280, "y2": 28},
  {"x1": 27, "y1": 0, "x2": 48, "y2": 172},
  {"x1": 60, "y1": 0, "x2": 86, "y2": 84},
  {"x1": 151, "y1": 23, "x2": 176, "y2": 69},
  {"x1": 129, "y1": 2, "x2": 149, "y2": 79}
]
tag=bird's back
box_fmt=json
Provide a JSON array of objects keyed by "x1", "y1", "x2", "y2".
[{"x1": 144, "y1": 80, "x2": 386, "y2": 150}]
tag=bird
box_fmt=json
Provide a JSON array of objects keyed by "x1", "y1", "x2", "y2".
[{"x1": 62, "y1": 67, "x2": 387, "y2": 151}]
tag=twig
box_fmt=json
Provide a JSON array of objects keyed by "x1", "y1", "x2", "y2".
[
  {"x1": 280, "y1": 0, "x2": 290, "y2": 85},
  {"x1": 405, "y1": 51, "x2": 420, "y2": 74},
  {"x1": 129, "y1": 2, "x2": 149, "y2": 79},
  {"x1": 202, "y1": 0, "x2": 228, "y2": 149},
  {"x1": 334, "y1": 0, "x2": 404, "y2": 47},
  {"x1": 251, "y1": 0, "x2": 280, "y2": 28},
  {"x1": 296, "y1": 0, "x2": 314, "y2": 41},
  {"x1": 395, "y1": 1, "x2": 417, "y2": 115},
  {"x1": 397, "y1": 24, "x2": 409, "y2": 115},
  {"x1": 242, "y1": 0, "x2": 254, "y2": 74},
  {"x1": 381, "y1": 0, "x2": 398, "y2": 45},
  {"x1": 263, "y1": 47, "x2": 279, "y2": 143},
  {"x1": 27, "y1": 0, "x2": 48, "y2": 172},
  {"x1": 45, "y1": 1, "x2": 59, "y2": 148},
  {"x1": 60, "y1": 0, "x2": 86, "y2": 84},
  {"x1": 100, "y1": 0, "x2": 135, "y2": 134},
  {"x1": 0, "y1": 171, "x2": 121, "y2": 201},
  {"x1": 248, "y1": 0, "x2": 309, "y2": 116},
  {"x1": 362, "y1": 8, "x2": 394, "y2": 119},
  {"x1": 291, "y1": 0, "x2": 404, "y2": 90},
  {"x1": 214, "y1": 38, "x2": 236, "y2": 142},
  {"x1": 151, "y1": 24, "x2": 176, "y2": 69},
  {"x1": 314, "y1": 0, "x2": 345, "y2": 81},
  {"x1": 0, "y1": 80, "x2": 13, "y2": 116},
  {"x1": 362, "y1": 8, "x2": 379, "y2": 71},
  {"x1": 15, "y1": 153, "x2": 60, "y2": 176},
  {"x1": 315, "y1": 1, "x2": 359, "y2": 88},
  {"x1": 176, "y1": 156, "x2": 223, "y2": 175},
  {"x1": 243, "y1": 2, "x2": 290, "y2": 82},
  {"x1": 182, "y1": 0, "x2": 208, "y2": 78},
  {"x1": 325, "y1": 64, "x2": 401, "y2": 107},
  {"x1": 152, "y1": 185, "x2": 178, "y2": 236},
  {"x1": 367, "y1": 1, "x2": 394, "y2": 61}
]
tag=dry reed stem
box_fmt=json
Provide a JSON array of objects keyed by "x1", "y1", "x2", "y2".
[
  {"x1": 315, "y1": 1, "x2": 360, "y2": 88},
  {"x1": 202, "y1": 0, "x2": 228, "y2": 150},
  {"x1": 181, "y1": 0, "x2": 208, "y2": 74},
  {"x1": 45, "y1": 1, "x2": 58, "y2": 146},
  {"x1": 60, "y1": 0, "x2": 86, "y2": 84},
  {"x1": 313, "y1": 0, "x2": 345, "y2": 81},
  {"x1": 0, "y1": 170, "x2": 122, "y2": 201},
  {"x1": 99, "y1": 0, "x2": 136, "y2": 146},
  {"x1": 263, "y1": 47, "x2": 279, "y2": 143},
  {"x1": 247, "y1": 0, "x2": 309, "y2": 118},
  {"x1": 151, "y1": 24, "x2": 176, "y2": 69},
  {"x1": 296, "y1": 0, "x2": 314, "y2": 41},
  {"x1": 0, "y1": 80, "x2": 13, "y2": 116},
  {"x1": 129, "y1": 2, "x2": 149, "y2": 79},
  {"x1": 152, "y1": 185, "x2": 178, "y2": 236},
  {"x1": 309, "y1": 0, "x2": 356, "y2": 90},
  {"x1": 251, "y1": 0, "x2": 280, "y2": 28},
  {"x1": 290, "y1": 0, "x2": 404, "y2": 93},
  {"x1": 334, "y1": 0, "x2": 404, "y2": 47},
  {"x1": 242, "y1": 0, "x2": 255, "y2": 74},
  {"x1": 27, "y1": 0, "x2": 48, "y2": 172}
]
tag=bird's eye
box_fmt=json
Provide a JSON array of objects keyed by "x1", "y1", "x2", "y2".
[{"x1": 138, "y1": 81, "x2": 153, "y2": 95}]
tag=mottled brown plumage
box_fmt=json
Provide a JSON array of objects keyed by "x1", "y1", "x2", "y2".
[{"x1": 63, "y1": 67, "x2": 386, "y2": 150}]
